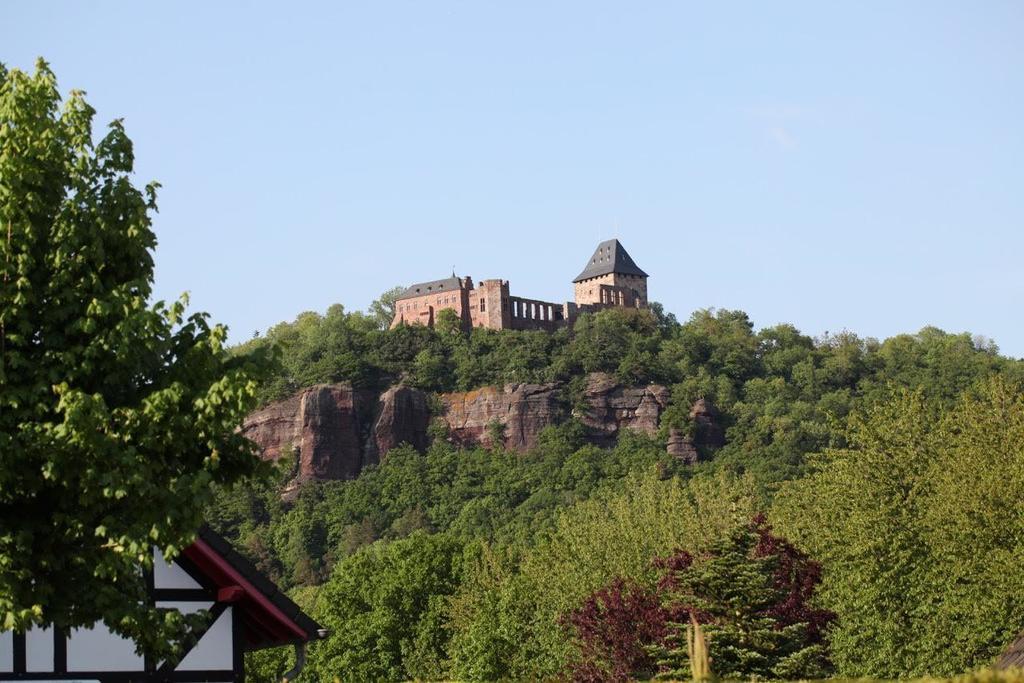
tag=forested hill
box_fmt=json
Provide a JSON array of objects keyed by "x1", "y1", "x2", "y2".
[
  {"x1": 216, "y1": 297, "x2": 1024, "y2": 682},
  {"x1": 232, "y1": 298, "x2": 1022, "y2": 484}
]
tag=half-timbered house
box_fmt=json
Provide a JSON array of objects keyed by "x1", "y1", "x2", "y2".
[{"x1": 0, "y1": 526, "x2": 326, "y2": 682}]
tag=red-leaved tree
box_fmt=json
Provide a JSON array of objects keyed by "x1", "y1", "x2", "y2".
[
  {"x1": 562, "y1": 517, "x2": 834, "y2": 681},
  {"x1": 561, "y1": 577, "x2": 669, "y2": 683},
  {"x1": 750, "y1": 512, "x2": 835, "y2": 641}
]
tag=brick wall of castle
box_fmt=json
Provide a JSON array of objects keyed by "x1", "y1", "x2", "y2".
[
  {"x1": 391, "y1": 278, "x2": 473, "y2": 329},
  {"x1": 391, "y1": 242, "x2": 648, "y2": 331},
  {"x1": 574, "y1": 272, "x2": 648, "y2": 308}
]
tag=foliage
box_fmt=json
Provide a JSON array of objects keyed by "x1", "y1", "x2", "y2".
[
  {"x1": 562, "y1": 577, "x2": 667, "y2": 682},
  {"x1": 212, "y1": 269, "x2": 1024, "y2": 678},
  {"x1": 368, "y1": 285, "x2": 404, "y2": 330},
  {"x1": 557, "y1": 514, "x2": 832, "y2": 682},
  {"x1": 446, "y1": 469, "x2": 761, "y2": 679},
  {"x1": 773, "y1": 377, "x2": 1024, "y2": 677},
  {"x1": 240, "y1": 299, "x2": 1022, "y2": 493},
  {"x1": 0, "y1": 60, "x2": 272, "y2": 655},
  {"x1": 651, "y1": 517, "x2": 833, "y2": 681},
  {"x1": 306, "y1": 531, "x2": 463, "y2": 682}
]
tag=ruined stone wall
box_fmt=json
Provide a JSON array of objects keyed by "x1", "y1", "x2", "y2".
[
  {"x1": 507, "y1": 295, "x2": 566, "y2": 331},
  {"x1": 392, "y1": 265, "x2": 648, "y2": 331},
  {"x1": 469, "y1": 279, "x2": 512, "y2": 330}
]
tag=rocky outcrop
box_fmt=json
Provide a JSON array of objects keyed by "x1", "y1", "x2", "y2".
[
  {"x1": 440, "y1": 383, "x2": 566, "y2": 450},
  {"x1": 691, "y1": 398, "x2": 725, "y2": 449},
  {"x1": 665, "y1": 398, "x2": 726, "y2": 464},
  {"x1": 242, "y1": 375, "x2": 726, "y2": 485},
  {"x1": 242, "y1": 384, "x2": 375, "y2": 483},
  {"x1": 241, "y1": 392, "x2": 303, "y2": 463},
  {"x1": 666, "y1": 428, "x2": 700, "y2": 464},
  {"x1": 369, "y1": 385, "x2": 432, "y2": 461},
  {"x1": 297, "y1": 385, "x2": 372, "y2": 480},
  {"x1": 242, "y1": 383, "x2": 431, "y2": 484},
  {"x1": 577, "y1": 373, "x2": 671, "y2": 444}
]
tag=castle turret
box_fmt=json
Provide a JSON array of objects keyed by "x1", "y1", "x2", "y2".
[{"x1": 573, "y1": 239, "x2": 648, "y2": 308}]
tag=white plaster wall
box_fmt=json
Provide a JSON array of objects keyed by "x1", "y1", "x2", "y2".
[
  {"x1": 0, "y1": 631, "x2": 12, "y2": 672},
  {"x1": 153, "y1": 548, "x2": 202, "y2": 590},
  {"x1": 67, "y1": 623, "x2": 144, "y2": 672},
  {"x1": 176, "y1": 607, "x2": 233, "y2": 672},
  {"x1": 26, "y1": 625, "x2": 53, "y2": 672}
]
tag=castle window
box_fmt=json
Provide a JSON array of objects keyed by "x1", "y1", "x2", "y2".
[{"x1": 480, "y1": 300, "x2": 486, "y2": 312}]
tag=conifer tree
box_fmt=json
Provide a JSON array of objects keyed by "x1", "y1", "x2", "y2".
[{"x1": 651, "y1": 519, "x2": 832, "y2": 680}]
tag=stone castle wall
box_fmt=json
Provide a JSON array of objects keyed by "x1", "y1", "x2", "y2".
[
  {"x1": 391, "y1": 242, "x2": 648, "y2": 331},
  {"x1": 574, "y1": 272, "x2": 647, "y2": 308}
]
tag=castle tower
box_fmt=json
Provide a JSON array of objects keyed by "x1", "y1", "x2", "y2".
[{"x1": 573, "y1": 239, "x2": 649, "y2": 308}]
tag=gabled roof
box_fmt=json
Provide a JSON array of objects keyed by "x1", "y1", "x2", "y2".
[
  {"x1": 397, "y1": 276, "x2": 464, "y2": 301},
  {"x1": 573, "y1": 239, "x2": 648, "y2": 283},
  {"x1": 184, "y1": 526, "x2": 326, "y2": 651}
]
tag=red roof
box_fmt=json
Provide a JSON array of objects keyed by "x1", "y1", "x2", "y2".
[{"x1": 182, "y1": 526, "x2": 325, "y2": 650}]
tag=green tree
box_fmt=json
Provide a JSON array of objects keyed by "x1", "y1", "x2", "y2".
[
  {"x1": 307, "y1": 532, "x2": 463, "y2": 681},
  {"x1": 773, "y1": 378, "x2": 1024, "y2": 677},
  {"x1": 0, "y1": 61, "x2": 273, "y2": 653},
  {"x1": 368, "y1": 285, "x2": 405, "y2": 330},
  {"x1": 446, "y1": 469, "x2": 760, "y2": 678},
  {"x1": 651, "y1": 523, "x2": 831, "y2": 680}
]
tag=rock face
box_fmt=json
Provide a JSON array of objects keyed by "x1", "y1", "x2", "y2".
[
  {"x1": 577, "y1": 373, "x2": 671, "y2": 444},
  {"x1": 242, "y1": 375, "x2": 726, "y2": 484},
  {"x1": 666, "y1": 428, "x2": 700, "y2": 464},
  {"x1": 369, "y1": 385, "x2": 432, "y2": 461},
  {"x1": 296, "y1": 385, "x2": 371, "y2": 480},
  {"x1": 440, "y1": 383, "x2": 566, "y2": 451},
  {"x1": 665, "y1": 398, "x2": 726, "y2": 464},
  {"x1": 241, "y1": 392, "x2": 303, "y2": 463},
  {"x1": 690, "y1": 398, "x2": 725, "y2": 450},
  {"x1": 242, "y1": 384, "x2": 375, "y2": 483},
  {"x1": 242, "y1": 383, "x2": 432, "y2": 484}
]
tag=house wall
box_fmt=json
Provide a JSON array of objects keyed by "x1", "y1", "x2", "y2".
[{"x1": 0, "y1": 549, "x2": 240, "y2": 683}]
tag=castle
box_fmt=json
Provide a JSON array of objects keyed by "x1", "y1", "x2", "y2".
[{"x1": 390, "y1": 239, "x2": 649, "y2": 331}]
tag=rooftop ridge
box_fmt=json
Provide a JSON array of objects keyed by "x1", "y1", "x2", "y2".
[{"x1": 573, "y1": 238, "x2": 648, "y2": 282}]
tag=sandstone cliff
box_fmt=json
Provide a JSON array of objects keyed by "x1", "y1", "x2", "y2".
[
  {"x1": 441, "y1": 383, "x2": 566, "y2": 451},
  {"x1": 241, "y1": 383, "x2": 431, "y2": 484},
  {"x1": 577, "y1": 373, "x2": 670, "y2": 444},
  {"x1": 241, "y1": 374, "x2": 725, "y2": 484}
]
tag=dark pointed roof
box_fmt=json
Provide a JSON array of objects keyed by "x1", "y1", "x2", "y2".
[
  {"x1": 397, "y1": 276, "x2": 464, "y2": 301},
  {"x1": 573, "y1": 239, "x2": 648, "y2": 283}
]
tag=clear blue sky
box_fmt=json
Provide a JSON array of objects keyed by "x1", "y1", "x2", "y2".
[{"x1": 5, "y1": 2, "x2": 1023, "y2": 356}]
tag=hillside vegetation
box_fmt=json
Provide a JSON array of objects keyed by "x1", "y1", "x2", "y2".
[{"x1": 213, "y1": 299, "x2": 1024, "y2": 681}]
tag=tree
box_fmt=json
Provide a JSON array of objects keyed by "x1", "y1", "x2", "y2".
[
  {"x1": 368, "y1": 285, "x2": 405, "y2": 330},
  {"x1": 307, "y1": 532, "x2": 463, "y2": 681},
  {"x1": 0, "y1": 61, "x2": 273, "y2": 654},
  {"x1": 650, "y1": 518, "x2": 833, "y2": 680},
  {"x1": 773, "y1": 378, "x2": 1024, "y2": 677},
  {"x1": 562, "y1": 577, "x2": 667, "y2": 683}
]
